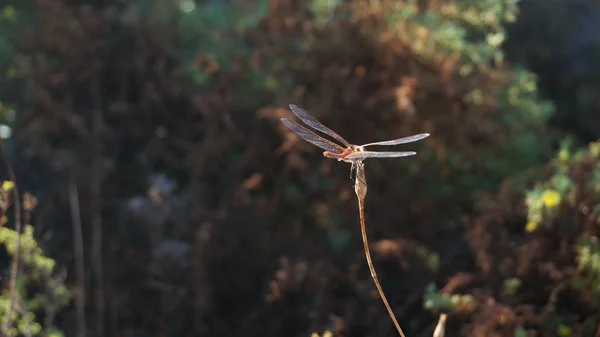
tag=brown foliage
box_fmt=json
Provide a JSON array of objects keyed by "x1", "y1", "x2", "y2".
[
  {"x1": 447, "y1": 149, "x2": 600, "y2": 337},
  {"x1": 0, "y1": 0, "x2": 558, "y2": 337}
]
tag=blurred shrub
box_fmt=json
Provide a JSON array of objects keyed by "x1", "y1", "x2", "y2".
[
  {"x1": 0, "y1": 0, "x2": 563, "y2": 336},
  {"x1": 0, "y1": 181, "x2": 69, "y2": 337},
  {"x1": 0, "y1": 226, "x2": 70, "y2": 337},
  {"x1": 525, "y1": 140, "x2": 600, "y2": 307},
  {"x1": 426, "y1": 139, "x2": 600, "y2": 336},
  {"x1": 251, "y1": 0, "x2": 554, "y2": 207}
]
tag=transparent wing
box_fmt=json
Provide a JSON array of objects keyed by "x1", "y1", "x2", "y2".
[
  {"x1": 288, "y1": 104, "x2": 352, "y2": 148},
  {"x1": 345, "y1": 151, "x2": 417, "y2": 159},
  {"x1": 281, "y1": 118, "x2": 347, "y2": 154},
  {"x1": 361, "y1": 133, "x2": 430, "y2": 147}
]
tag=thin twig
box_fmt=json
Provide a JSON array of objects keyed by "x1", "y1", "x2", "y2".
[
  {"x1": 0, "y1": 137, "x2": 22, "y2": 335},
  {"x1": 90, "y1": 78, "x2": 105, "y2": 336},
  {"x1": 354, "y1": 161, "x2": 407, "y2": 337},
  {"x1": 69, "y1": 174, "x2": 86, "y2": 337},
  {"x1": 433, "y1": 314, "x2": 447, "y2": 337}
]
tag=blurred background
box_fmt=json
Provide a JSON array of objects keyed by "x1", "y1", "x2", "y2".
[{"x1": 0, "y1": 0, "x2": 599, "y2": 336}]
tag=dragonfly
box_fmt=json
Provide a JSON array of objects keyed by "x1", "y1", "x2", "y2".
[
  {"x1": 280, "y1": 104, "x2": 430, "y2": 337},
  {"x1": 280, "y1": 104, "x2": 430, "y2": 174}
]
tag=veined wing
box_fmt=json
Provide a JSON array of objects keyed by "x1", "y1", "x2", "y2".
[
  {"x1": 361, "y1": 133, "x2": 430, "y2": 147},
  {"x1": 345, "y1": 151, "x2": 417, "y2": 159},
  {"x1": 281, "y1": 118, "x2": 347, "y2": 154},
  {"x1": 288, "y1": 104, "x2": 352, "y2": 148}
]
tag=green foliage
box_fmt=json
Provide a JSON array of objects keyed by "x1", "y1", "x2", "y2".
[
  {"x1": 132, "y1": 0, "x2": 272, "y2": 95},
  {"x1": 416, "y1": 247, "x2": 440, "y2": 273},
  {"x1": 383, "y1": 0, "x2": 519, "y2": 66},
  {"x1": 248, "y1": 0, "x2": 555, "y2": 204},
  {"x1": 423, "y1": 283, "x2": 476, "y2": 312},
  {"x1": 1, "y1": 226, "x2": 55, "y2": 279},
  {"x1": 517, "y1": 140, "x2": 600, "y2": 318},
  {"x1": 514, "y1": 328, "x2": 527, "y2": 337},
  {"x1": 0, "y1": 181, "x2": 68, "y2": 336},
  {"x1": 0, "y1": 6, "x2": 17, "y2": 63},
  {"x1": 0, "y1": 225, "x2": 70, "y2": 336},
  {"x1": 502, "y1": 277, "x2": 522, "y2": 296},
  {"x1": 574, "y1": 236, "x2": 600, "y2": 310},
  {"x1": 525, "y1": 140, "x2": 600, "y2": 233}
]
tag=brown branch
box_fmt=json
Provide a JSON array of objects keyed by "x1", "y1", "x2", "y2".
[
  {"x1": 69, "y1": 174, "x2": 86, "y2": 337},
  {"x1": 90, "y1": 78, "x2": 105, "y2": 337}
]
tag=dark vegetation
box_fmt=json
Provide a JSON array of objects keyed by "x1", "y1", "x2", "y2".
[{"x1": 0, "y1": 0, "x2": 599, "y2": 336}]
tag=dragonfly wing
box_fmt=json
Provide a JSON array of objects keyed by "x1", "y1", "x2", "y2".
[
  {"x1": 361, "y1": 133, "x2": 430, "y2": 147},
  {"x1": 281, "y1": 118, "x2": 347, "y2": 154},
  {"x1": 345, "y1": 150, "x2": 417, "y2": 159},
  {"x1": 288, "y1": 104, "x2": 352, "y2": 148}
]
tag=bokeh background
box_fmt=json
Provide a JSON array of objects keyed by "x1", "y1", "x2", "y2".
[{"x1": 1, "y1": 0, "x2": 600, "y2": 336}]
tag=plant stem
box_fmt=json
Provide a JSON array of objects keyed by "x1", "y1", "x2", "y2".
[{"x1": 354, "y1": 161, "x2": 407, "y2": 337}]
